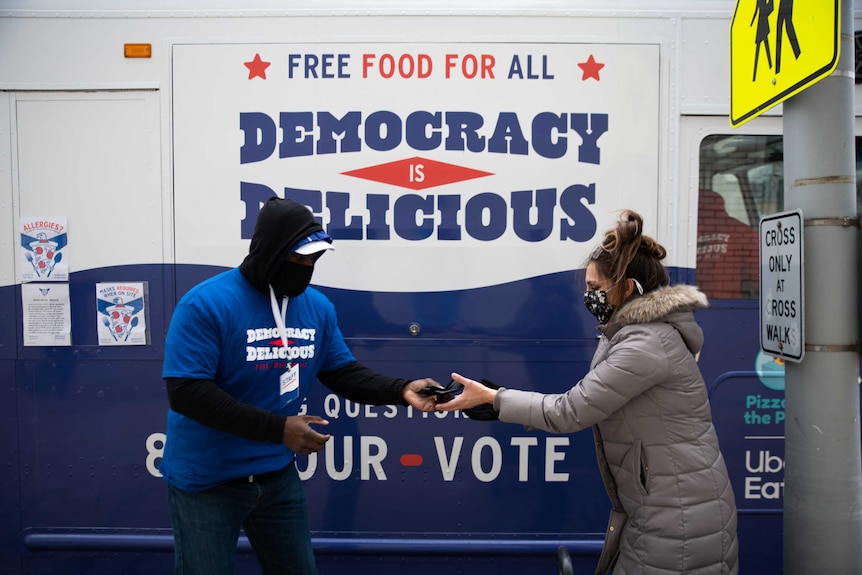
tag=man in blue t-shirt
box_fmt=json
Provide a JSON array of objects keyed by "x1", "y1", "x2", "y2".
[{"x1": 161, "y1": 197, "x2": 442, "y2": 575}]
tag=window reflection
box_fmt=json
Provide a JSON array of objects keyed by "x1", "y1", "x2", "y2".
[
  {"x1": 697, "y1": 188, "x2": 760, "y2": 299},
  {"x1": 697, "y1": 135, "x2": 783, "y2": 300},
  {"x1": 697, "y1": 134, "x2": 861, "y2": 300}
]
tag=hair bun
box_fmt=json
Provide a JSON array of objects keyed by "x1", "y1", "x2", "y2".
[
  {"x1": 618, "y1": 210, "x2": 643, "y2": 243},
  {"x1": 589, "y1": 209, "x2": 669, "y2": 290}
]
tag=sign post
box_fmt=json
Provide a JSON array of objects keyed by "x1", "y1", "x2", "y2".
[
  {"x1": 739, "y1": 0, "x2": 862, "y2": 572},
  {"x1": 730, "y1": 0, "x2": 840, "y2": 127},
  {"x1": 759, "y1": 209, "x2": 804, "y2": 362}
]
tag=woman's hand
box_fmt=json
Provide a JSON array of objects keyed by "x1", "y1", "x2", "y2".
[{"x1": 434, "y1": 372, "x2": 498, "y2": 412}]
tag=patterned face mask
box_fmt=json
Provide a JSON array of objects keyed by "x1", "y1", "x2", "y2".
[{"x1": 583, "y1": 288, "x2": 615, "y2": 324}]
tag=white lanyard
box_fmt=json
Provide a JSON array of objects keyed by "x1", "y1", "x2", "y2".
[
  {"x1": 269, "y1": 286, "x2": 301, "y2": 402},
  {"x1": 269, "y1": 286, "x2": 291, "y2": 361}
]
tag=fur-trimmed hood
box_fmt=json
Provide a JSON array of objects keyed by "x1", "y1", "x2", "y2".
[
  {"x1": 614, "y1": 284, "x2": 709, "y2": 325},
  {"x1": 603, "y1": 284, "x2": 709, "y2": 355}
]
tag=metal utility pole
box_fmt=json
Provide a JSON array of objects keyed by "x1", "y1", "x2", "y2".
[{"x1": 782, "y1": 0, "x2": 862, "y2": 572}]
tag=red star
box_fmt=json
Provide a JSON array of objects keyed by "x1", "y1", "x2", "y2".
[
  {"x1": 578, "y1": 55, "x2": 605, "y2": 81},
  {"x1": 244, "y1": 53, "x2": 271, "y2": 80}
]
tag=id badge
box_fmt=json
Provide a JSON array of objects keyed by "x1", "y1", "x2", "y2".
[{"x1": 280, "y1": 362, "x2": 300, "y2": 405}]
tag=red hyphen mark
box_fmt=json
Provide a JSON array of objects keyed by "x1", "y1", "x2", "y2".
[{"x1": 400, "y1": 454, "x2": 423, "y2": 466}]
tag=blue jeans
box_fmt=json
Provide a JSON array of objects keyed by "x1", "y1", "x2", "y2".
[{"x1": 167, "y1": 462, "x2": 317, "y2": 575}]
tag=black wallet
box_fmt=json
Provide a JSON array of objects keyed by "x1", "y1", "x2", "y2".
[{"x1": 418, "y1": 379, "x2": 464, "y2": 404}]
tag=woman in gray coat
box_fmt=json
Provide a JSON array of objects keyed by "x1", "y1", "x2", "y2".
[{"x1": 438, "y1": 210, "x2": 739, "y2": 575}]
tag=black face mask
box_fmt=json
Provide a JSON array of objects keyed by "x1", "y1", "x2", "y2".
[{"x1": 271, "y1": 261, "x2": 314, "y2": 297}]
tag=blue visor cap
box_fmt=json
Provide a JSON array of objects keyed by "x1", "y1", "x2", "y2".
[{"x1": 290, "y1": 230, "x2": 335, "y2": 256}]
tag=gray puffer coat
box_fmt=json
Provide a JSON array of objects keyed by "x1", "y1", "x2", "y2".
[{"x1": 494, "y1": 285, "x2": 738, "y2": 574}]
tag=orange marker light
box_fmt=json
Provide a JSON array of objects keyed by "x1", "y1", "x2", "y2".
[{"x1": 124, "y1": 44, "x2": 152, "y2": 58}]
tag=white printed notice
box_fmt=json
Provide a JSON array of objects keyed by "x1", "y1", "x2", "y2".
[
  {"x1": 96, "y1": 282, "x2": 148, "y2": 345},
  {"x1": 22, "y1": 283, "x2": 72, "y2": 346},
  {"x1": 20, "y1": 217, "x2": 69, "y2": 282}
]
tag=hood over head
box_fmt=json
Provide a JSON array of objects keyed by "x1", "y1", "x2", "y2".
[{"x1": 239, "y1": 197, "x2": 328, "y2": 293}]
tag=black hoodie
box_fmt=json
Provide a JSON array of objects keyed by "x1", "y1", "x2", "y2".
[
  {"x1": 239, "y1": 197, "x2": 323, "y2": 294},
  {"x1": 165, "y1": 197, "x2": 412, "y2": 446}
]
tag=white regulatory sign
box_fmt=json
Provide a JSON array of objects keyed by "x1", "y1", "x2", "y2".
[{"x1": 759, "y1": 209, "x2": 804, "y2": 362}]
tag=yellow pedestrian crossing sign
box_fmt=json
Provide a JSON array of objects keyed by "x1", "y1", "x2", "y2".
[{"x1": 730, "y1": 0, "x2": 840, "y2": 127}]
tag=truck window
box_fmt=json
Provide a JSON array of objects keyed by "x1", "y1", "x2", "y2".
[
  {"x1": 697, "y1": 134, "x2": 862, "y2": 301},
  {"x1": 696, "y1": 135, "x2": 777, "y2": 300}
]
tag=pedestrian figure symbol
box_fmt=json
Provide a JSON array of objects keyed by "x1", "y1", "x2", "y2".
[
  {"x1": 751, "y1": 0, "x2": 802, "y2": 82},
  {"x1": 776, "y1": 0, "x2": 802, "y2": 73},
  {"x1": 751, "y1": 0, "x2": 773, "y2": 81}
]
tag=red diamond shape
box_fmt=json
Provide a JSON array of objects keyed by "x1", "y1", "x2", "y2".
[{"x1": 341, "y1": 156, "x2": 494, "y2": 190}]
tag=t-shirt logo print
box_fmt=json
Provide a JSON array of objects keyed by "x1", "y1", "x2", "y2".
[{"x1": 246, "y1": 326, "x2": 317, "y2": 363}]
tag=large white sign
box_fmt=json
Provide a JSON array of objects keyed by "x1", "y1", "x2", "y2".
[
  {"x1": 173, "y1": 43, "x2": 660, "y2": 292},
  {"x1": 759, "y1": 210, "x2": 804, "y2": 362}
]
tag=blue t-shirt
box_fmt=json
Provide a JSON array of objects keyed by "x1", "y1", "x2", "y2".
[{"x1": 160, "y1": 268, "x2": 354, "y2": 491}]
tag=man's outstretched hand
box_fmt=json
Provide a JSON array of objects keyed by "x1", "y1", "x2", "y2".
[{"x1": 402, "y1": 378, "x2": 444, "y2": 412}]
